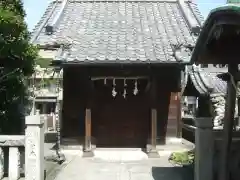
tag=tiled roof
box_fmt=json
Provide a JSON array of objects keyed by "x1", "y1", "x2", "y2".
[
  {"x1": 187, "y1": 65, "x2": 227, "y2": 95},
  {"x1": 31, "y1": 0, "x2": 203, "y2": 64},
  {"x1": 228, "y1": 0, "x2": 240, "y2": 3}
]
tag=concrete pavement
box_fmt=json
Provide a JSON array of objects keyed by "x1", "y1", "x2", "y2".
[{"x1": 53, "y1": 152, "x2": 193, "y2": 180}]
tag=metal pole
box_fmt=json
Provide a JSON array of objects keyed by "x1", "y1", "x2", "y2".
[
  {"x1": 55, "y1": 69, "x2": 65, "y2": 164},
  {"x1": 219, "y1": 64, "x2": 238, "y2": 180}
]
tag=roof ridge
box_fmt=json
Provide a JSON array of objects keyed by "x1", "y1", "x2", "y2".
[
  {"x1": 187, "y1": 0, "x2": 204, "y2": 26},
  {"x1": 31, "y1": 0, "x2": 60, "y2": 43},
  {"x1": 177, "y1": 0, "x2": 201, "y2": 35},
  {"x1": 45, "y1": 0, "x2": 69, "y2": 34}
]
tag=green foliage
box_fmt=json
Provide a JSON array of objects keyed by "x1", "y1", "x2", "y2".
[
  {"x1": 37, "y1": 78, "x2": 57, "y2": 89},
  {"x1": 35, "y1": 58, "x2": 52, "y2": 68},
  {"x1": 168, "y1": 150, "x2": 194, "y2": 166},
  {"x1": 0, "y1": 0, "x2": 25, "y2": 17},
  {"x1": 0, "y1": 0, "x2": 38, "y2": 134}
]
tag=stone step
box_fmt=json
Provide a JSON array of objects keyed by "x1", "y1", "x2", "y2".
[
  {"x1": 95, "y1": 148, "x2": 142, "y2": 151},
  {"x1": 93, "y1": 150, "x2": 148, "y2": 162}
]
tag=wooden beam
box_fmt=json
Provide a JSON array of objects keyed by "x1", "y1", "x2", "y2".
[
  {"x1": 91, "y1": 76, "x2": 149, "y2": 80},
  {"x1": 219, "y1": 64, "x2": 238, "y2": 180}
]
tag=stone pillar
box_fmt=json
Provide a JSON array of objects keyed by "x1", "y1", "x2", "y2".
[
  {"x1": 0, "y1": 147, "x2": 4, "y2": 179},
  {"x1": 25, "y1": 115, "x2": 44, "y2": 180},
  {"x1": 42, "y1": 103, "x2": 47, "y2": 114},
  {"x1": 194, "y1": 117, "x2": 213, "y2": 180},
  {"x1": 43, "y1": 115, "x2": 48, "y2": 133},
  {"x1": 36, "y1": 109, "x2": 40, "y2": 115},
  {"x1": 30, "y1": 99, "x2": 36, "y2": 115},
  {"x1": 8, "y1": 147, "x2": 20, "y2": 180}
]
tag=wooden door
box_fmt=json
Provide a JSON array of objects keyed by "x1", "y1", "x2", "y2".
[{"x1": 92, "y1": 94, "x2": 150, "y2": 148}]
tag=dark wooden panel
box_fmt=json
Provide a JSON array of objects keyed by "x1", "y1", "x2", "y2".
[
  {"x1": 61, "y1": 66, "x2": 182, "y2": 142},
  {"x1": 92, "y1": 84, "x2": 150, "y2": 148},
  {"x1": 62, "y1": 67, "x2": 87, "y2": 137}
]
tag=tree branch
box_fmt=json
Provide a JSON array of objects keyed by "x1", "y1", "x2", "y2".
[{"x1": 0, "y1": 68, "x2": 20, "y2": 83}]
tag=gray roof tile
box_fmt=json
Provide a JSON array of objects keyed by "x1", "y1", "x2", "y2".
[
  {"x1": 187, "y1": 65, "x2": 227, "y2": 95},
  {"x1": 31, "y1": 0, "x2": 203, "y2": 64}
]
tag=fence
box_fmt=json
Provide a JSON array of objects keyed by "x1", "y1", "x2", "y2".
[
  {"x1": 0, "y1": 136, "x2": 25, "y2": 179},
  {"x1": 182, "y1": 116, "x2": 240, "y2": 180},
  {"x1": 0, "y1": 115, "x2": 44, "y2": 180}
]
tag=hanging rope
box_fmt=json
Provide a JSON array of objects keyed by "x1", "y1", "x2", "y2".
[
  {"x1": 112, "y1": 78, "x2": 117, "y2": 97},
  {"x1": 123, "y1": 78, "x2": 127, "y2": 98},
  {"x1": 133, "y1": 79, "x2": 138, "y2": 95}
]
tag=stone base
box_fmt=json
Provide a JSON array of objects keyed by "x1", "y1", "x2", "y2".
[
  {"x1": 45, "y1": 152, "x2": 66, "y2": 164},
  {"x1": 147, "y1": 150, "x2": 160, "y2": 158},
  {"x1": 83, "y1": 151, "x2": 94, "y2": 157},
  {"x1": 57, "y1": 153, "x2": 66, "y2": 164}
]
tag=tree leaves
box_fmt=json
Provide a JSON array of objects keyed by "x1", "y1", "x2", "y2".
[
  {"x1": 0, "y1": 0, "x2": 38, "y2": 134},
  {"x1": 168, "y1": 150, "x2": 195, "y2": 166}
]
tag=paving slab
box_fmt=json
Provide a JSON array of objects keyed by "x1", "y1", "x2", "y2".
[{"x1": 53, "y1": 153, "x2": 193, "y2": 180}]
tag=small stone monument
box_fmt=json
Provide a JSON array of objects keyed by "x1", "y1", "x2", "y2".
[{"x1": 25, "y1": 115, "x2": 44, "y2": 180}]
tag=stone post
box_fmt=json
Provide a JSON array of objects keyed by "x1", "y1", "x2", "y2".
[
  {"x1": 42, "y1": 103, "x2": 47, "y2": 114},
  {"x1": 0, "y1": 147, "x2": 3, "y2": 179},
  {"x1": 25, "y1": 115, "x2": 44, "y2": 180},
  {"x1": 43, "y1": 115, "x2": 48, "y2": 133},
  {"x1": 194, "y1": 117, "x2": 214, "y2": 180},
  {"x1": 8, "y1": 147, "x2": 20, "y2": 180}
]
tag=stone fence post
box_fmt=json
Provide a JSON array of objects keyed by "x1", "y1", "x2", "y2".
[
  {"x1": 25, "y1": 115, "x2": 44, "y2": 180},
  {"x1": 194, "y1": 117, "x2": 214, "y2": 180}
]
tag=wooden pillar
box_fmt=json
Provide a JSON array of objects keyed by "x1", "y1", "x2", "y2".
[
  {"x1": 157, "y1": 91, "x2": 171, "y2": 144},
  {"x1": 219, "y1": 64, "x2": 238, "y2": 180},
  {"x1": 148, "y1": 77, "x2": 159, "y2": 158},
  {"x1": 151, "y1": 109, "x2": 157, "y2": 150},
  {"x1": 83, "y1": 77, "x2": 94, "y2": 157},
  {"x1": 84, "y1": 108, "x2": 92, "y2": 152},
  {"x1": 176, "y1": 92, "x2": 182, "y2": 138}
]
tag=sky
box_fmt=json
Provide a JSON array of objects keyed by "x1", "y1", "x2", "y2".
[{"x1": 23, "y1": 0, "x2": 227, "y2": 31}]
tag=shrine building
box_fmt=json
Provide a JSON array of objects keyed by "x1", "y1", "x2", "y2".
[{"x1": 31, "y1": 0, "x2": 202, "y2": 151}]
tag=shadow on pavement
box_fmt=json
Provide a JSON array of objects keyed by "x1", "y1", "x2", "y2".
[{"x1": 152, "y1": 166, "x2": 193, "y2": 180}]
